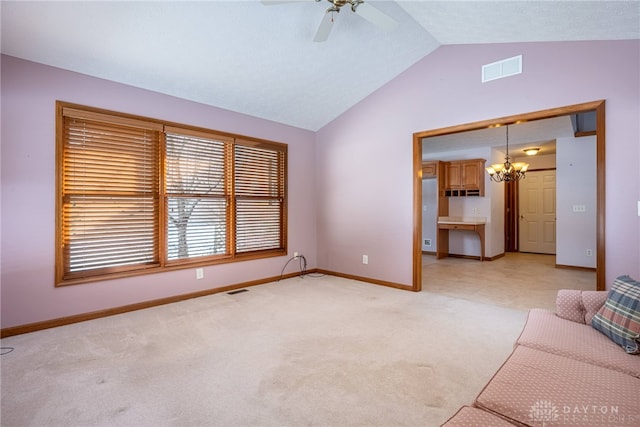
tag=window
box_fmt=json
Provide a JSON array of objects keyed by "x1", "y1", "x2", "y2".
[
  {"x1": 164, "y1": 128, "x2": 232, "y2": 262},
  {"x1": 56, "y1": 102, "x2": 287, "y2": 285},
  {"x1": 234, "y1": 141, "x2": 286, "y2": 253}
]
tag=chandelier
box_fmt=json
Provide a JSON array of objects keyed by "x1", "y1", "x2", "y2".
[{"x1": 485, "y1": 125, "x2": 529, "y2": 182}]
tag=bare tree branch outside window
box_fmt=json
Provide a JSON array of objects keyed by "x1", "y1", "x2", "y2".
[{"x1": 166, "y1": 133, "x2": 228, "y2": 261}]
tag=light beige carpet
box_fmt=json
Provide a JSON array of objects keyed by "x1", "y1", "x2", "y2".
[{"x1": 1, "y1": 275, "x2": 526, "y2": 426}]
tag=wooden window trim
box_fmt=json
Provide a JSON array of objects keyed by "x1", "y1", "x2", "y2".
[{"x1": 56, "y1": 101, "x2": 287, "y2": 286}]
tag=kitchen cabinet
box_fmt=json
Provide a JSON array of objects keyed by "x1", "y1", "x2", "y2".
[
  {"x1": 442, "y1": 159, "x2": 486, "y2": 197},
  {"x1": 421, "y1": 161, "x2": 438, "y2": 178}
]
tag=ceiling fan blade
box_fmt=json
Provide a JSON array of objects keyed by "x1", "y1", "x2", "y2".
[
  {"x1": 313, "y1": 11, "x2": 335, "y2": 42},
  {"x1": 354, "y1": 2, "x2": 398, "y2": 32}
]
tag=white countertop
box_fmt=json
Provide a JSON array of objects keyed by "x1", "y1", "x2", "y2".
[{"x1": 437, "y1": 216, "x2": 486, "y2": 225}]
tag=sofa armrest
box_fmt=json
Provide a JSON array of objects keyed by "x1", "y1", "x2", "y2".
[
  {"x1": 581, "y1": 290, "x2": 608, "y2": 324},
  {"x1": 556, "y1": 289, "x2": 585, "y2": 323}
]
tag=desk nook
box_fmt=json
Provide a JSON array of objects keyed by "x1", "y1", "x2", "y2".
[
  {"x1": 437, "y1": 217, "x2": 486, "y2": 261},
  {"x1": 423, "y1": 159, "x2": 487, "y2": 261}
]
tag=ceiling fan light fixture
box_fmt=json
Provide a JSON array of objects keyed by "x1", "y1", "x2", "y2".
[{"x1": 266, "y1": 0, "x2": 397, "y2": 42}]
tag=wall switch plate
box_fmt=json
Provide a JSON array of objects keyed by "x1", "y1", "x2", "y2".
[
  {"x1": 362, "y1": 255, "x2": 368, "y2": 265},
  {"x1": 424, "y1": 239, "x2": 432, "y2": 247},
  {"x1": 196, "y1": 268, "x2": 204, "y2": 280},
  {"x1": 637, "y1": 201, "x2": 640, "y2": 216}
]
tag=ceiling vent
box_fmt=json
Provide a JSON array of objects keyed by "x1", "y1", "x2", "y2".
[{"x1": 482, "y1": 55, "x2": 522, "y2": 83}]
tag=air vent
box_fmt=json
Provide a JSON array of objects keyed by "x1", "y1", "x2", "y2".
[
  {"x1": 227, "y1": 289, "x2": 248, "y2": 295},
  {"x1": 482, "y1": 55, "x2": 522, "y2": 83}
]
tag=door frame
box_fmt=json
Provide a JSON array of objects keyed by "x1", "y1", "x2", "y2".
[
  {"x1": 412, "y1": 100, "x2": 606, "y2": 291},
  {"x1": 505, "y1": 180, "x2": 519, "y2": 252}
]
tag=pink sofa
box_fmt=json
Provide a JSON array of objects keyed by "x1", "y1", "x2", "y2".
[{"x1": 442, "y1": 288, "x2": 640, "y2": 426}]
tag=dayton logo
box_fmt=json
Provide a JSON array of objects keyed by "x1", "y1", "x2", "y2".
[{"x1": 529, "y1": 400, "x2": 560, "y2": 426}]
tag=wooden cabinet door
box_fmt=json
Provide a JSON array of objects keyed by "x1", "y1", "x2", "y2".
[
  {"x1": 461, "y1": 161, "x2": 481, "y2": 189},
  {"x1": 422, "y1": 161, "x2": 438, "y2": 178},
  {"x1": 444, "y1": 162, "x2": 462, "y2": 189},
  {"x1": 442, "y1": 159, "x2": 485, "y2": 196}
]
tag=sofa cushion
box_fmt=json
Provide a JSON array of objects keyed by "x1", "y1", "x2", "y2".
[
  {"x1": 440, "y1": 405, "x2": 518, "y2": 426},
  {"x1": 555, "y1": 290, "x2": 608, "y2": 325},
  {"x1": 516, "y1": 309, "x2": 640, "y2": 378},
  {"x1": 475, "y1": 346, "x2": 640, "y2": 426},
  {"x1": 556, "y1": 289, "x2": 585, "y2": 323},
  {"x1": 591, "y1": 275, "x2": 640, "y2": 354}
]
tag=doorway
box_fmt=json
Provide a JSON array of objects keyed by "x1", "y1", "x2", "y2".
[{"x1": 412, "y1": 100, "x2": 606, "y2": 292}]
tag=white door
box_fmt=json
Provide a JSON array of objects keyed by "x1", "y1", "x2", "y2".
[{"x1": 519, "y1": 170, "x2": 556, "y2": 254}]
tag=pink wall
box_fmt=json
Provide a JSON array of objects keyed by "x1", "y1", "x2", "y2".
[
  {"x1": 2, "y1": 40, "x2": 640, "y2": 329},
  {"x1": 1, "y1": 55, "x2": 317, "y2": 328},
  {"x1": 316, "y1": 40, "x2": 640, "y2": 286}
]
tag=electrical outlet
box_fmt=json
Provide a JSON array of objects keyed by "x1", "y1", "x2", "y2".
[
  {"x1": 472, "y1": 208, "x2": 480, "y2": 215},
  {"x1": 362, "y1": 255, "x2": 368, "y2": 265},
  {"x1": 586, "y1": 249, "x2": 593, "y2": 257},
  {"x1": 196, "y1": 268, "x2": 204, "y2": 280},
  {"x1": 294, "y1": 252, "x2": 299, "y2": 258}
]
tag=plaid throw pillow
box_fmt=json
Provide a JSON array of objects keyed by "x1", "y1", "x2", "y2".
[{"x1": 591, "y1": 276, "x2": 640, "y2": 354}]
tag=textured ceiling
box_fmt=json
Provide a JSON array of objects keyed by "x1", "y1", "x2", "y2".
[{"x1": 2, "y1": 1, "x2": 639, "y2": 131}]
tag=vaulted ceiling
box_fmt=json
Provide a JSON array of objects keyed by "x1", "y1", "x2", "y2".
[{"x1": 2, "y1": 1, "x2": 639, "y2": 131}]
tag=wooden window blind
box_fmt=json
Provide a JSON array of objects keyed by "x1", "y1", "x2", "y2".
[
  {"x1": 164, "y1": 129, "x2": 233, "y2": 262},
  {"x1": 58, "y1": 107, "x2": 161, "y2": 282},
  {"x1": 234, "y1": 140, "x2": 286, "y2": 254},
  {"x1": 56, "y1": 102, "x2": 287, "y2": 286}
]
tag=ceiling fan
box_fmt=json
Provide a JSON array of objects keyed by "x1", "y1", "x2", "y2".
[{"x1": 262, "y1": 0, "x2": 398, "y2": 42}]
